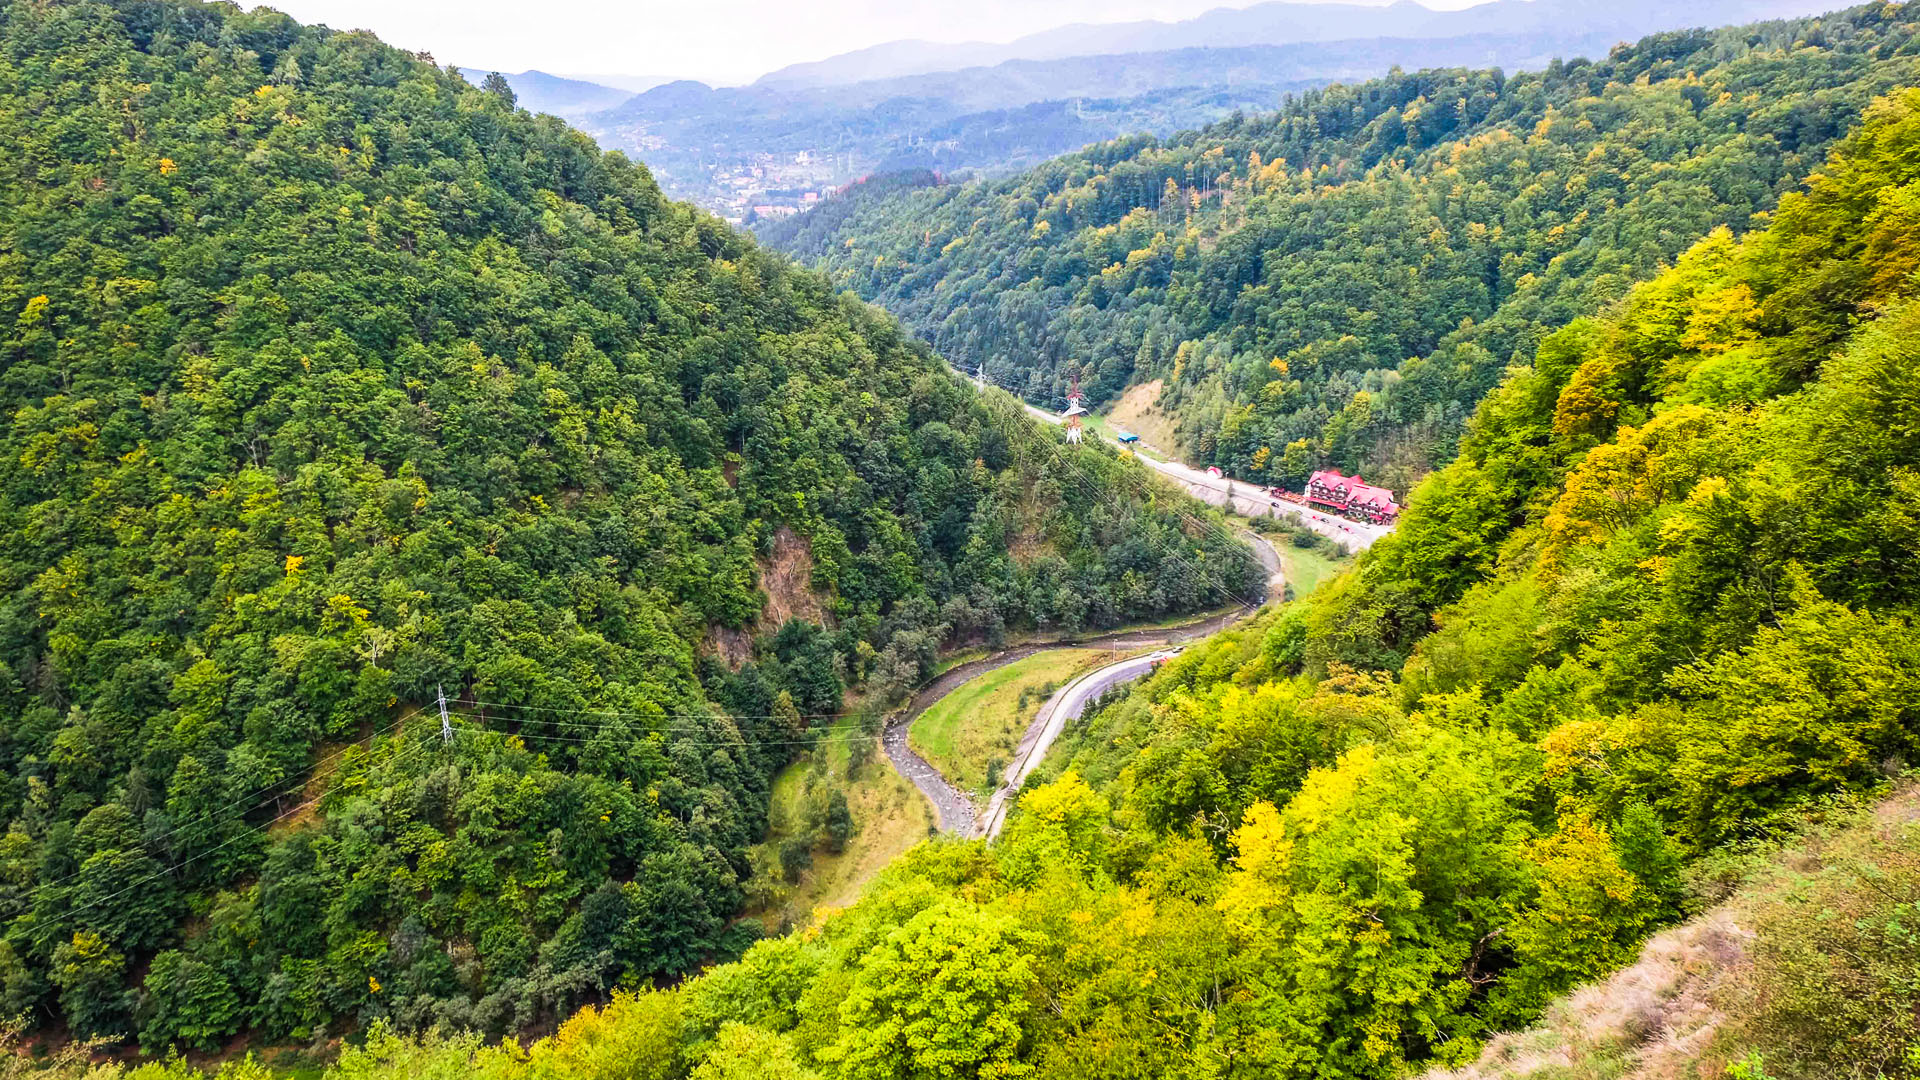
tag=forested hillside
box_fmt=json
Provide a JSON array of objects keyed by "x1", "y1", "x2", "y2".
[
  {"x1": 763, "y1": 3, "x2": 1920, "y2": 496},
  {"x1": 221, "y1": 68, "x2": 1920, "y2": 1080},
  {"x1": 0, "y1": 0, "x2": 1255, "y2": 1052}
]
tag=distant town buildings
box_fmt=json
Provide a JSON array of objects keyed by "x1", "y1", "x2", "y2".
[{"x1": 583, "y1": 116, "x2": 841, "y2": 222}]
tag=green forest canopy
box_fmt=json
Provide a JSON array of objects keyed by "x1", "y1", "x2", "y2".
[
  {"x1": 272, "y1": 70, "x2": 1920, "y2": 1080},
  {"x1": 762, "y1": 2, "x2": 1920, "y2": 496},
  {"x1": 0, "y1": 0, "x2": 1258, "y2": 1052}
]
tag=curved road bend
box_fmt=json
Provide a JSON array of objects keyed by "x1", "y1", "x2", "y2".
[
  {"x1": 879, "y1": 605, "x2": 1255, "y2": 835},
  {"x1": 975, "y1": 649, "x2": 1173, "y2": 840},
  {"x1": 881, "y1": 528, "x2": 1283, "y2": 836}
]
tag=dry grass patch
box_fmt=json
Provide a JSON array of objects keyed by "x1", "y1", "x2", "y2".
[
  {"x1": 742, "y1": 715, "x2": 932, "y2": 933},
  {"x1": 1426, "y1": 787, "x2": 1920, "y2": 1080},
  {"x1": 1103, "y1": 379, "x2": 1182, "y2": 454},
  {"x1": 910, "y1": 648, "x2": 1126, "y2": 795}
]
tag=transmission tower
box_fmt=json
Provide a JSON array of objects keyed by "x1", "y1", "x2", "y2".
[{"x1": 1063, "y1": 370, "x2": 1086, "y2": 445}]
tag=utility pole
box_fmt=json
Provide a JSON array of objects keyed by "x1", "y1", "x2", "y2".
[{"x1": 437, "y1": 683, "x2": 451, "y2": 745}]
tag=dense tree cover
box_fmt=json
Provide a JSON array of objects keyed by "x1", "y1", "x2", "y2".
[
  {"x1": 10, "y1": 796, "x2": 1914, "y2": 1080},
  {"x1": 222, "y1": 76, "x2": 1920, "y2": 1080},
  {"x1": 0, "y1": 0, "x2": 1258, "y2": 1052},
  {"x1": 764, "y1": 2, "x2": 1920, "y2": 495}
]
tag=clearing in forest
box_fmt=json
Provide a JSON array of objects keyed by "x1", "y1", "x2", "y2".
[
  {"x1": 743, "y1": 712, "x2": 931, "y2": 932},
  {"x1": 1102, "y1": 379, "x2": 1181, "y2": 454},
  {"x1": 910, "y1": 648, "x2": 1126, "y2": 795},
  {"x1": 1278, "y1": 543, "x2": 1352, "y2": 600}
]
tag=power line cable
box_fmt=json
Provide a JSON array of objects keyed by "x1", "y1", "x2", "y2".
[
  {"x1": 11, "y1": 708, "x2": 430, "y2": 910},
  {"x1": 26, "y1": 732, "x2": 443, "y2": 952},
  {"x1": 443, "y1": 716, "x2": 882, "y2": 752},
  {"x1": 459, "y1": 697, "x2": 851, "y2": 725}
]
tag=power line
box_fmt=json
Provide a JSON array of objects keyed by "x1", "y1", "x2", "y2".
[
  {"x1": 19, "y1": 701, "x2": 847, "y2": 952},
  {"x1": 25, "y1": 733, "x2": 443, "y2": 953},
  {"x1": 460, "y1": 697, "x2": 852, "y2": 723},
  {"x1": 443, "y1": 716, "x2": 881, "y2": 752},
  {"x1": 452, "y1": 708, "x2": 755, "y2": 739},
  {"x1": 18, "y1": 365, "x2": 1260, "y2": 950},
  {"x1": 11, "y1": 695, "x2": 862, "y2": 924},
  {"x1": 446, "y1": 707, "x2": 862, "y2": 745},
  {"x1": 10, "y1": 708, "x2": 430, "y2": 911}
]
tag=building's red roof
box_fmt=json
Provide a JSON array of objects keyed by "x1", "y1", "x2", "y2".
[{"x1": 1308, "y1": 470, "x2": 1400, "y2": 515}]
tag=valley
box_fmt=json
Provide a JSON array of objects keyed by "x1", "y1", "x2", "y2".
[
  {"x1": 512, "y1": 0, "x2": 1837, "y2": 221},
  {"x1": 2, "y1": 1, "x2": 1917, "y2": 1078},
  {"x1": 879, "y1": 535, "x2": 1280, "y2": 837}
]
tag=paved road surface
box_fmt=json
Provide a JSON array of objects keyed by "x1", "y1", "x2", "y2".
[
  {"x1": 1242, "y1": 525, "x2": 1284, "y2": 598},
  {"x1": 975, "y1": 649, "x2": 1175, "y2": 839},
  {"x1": 1007, "y1": 388, "x2": 1388, "y2": 551},
  {"x1": 877, "y1": 375, "x2": 1305, "y2": 837},
  {"x1": 880, "y1": 602, "x2": 1262, "y2": 836},
  {"x1": 1137, "y1": 456, "x2": 1392, "y2": 552}
]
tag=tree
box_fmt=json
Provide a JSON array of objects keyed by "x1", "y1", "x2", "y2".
[
  {"x1": 139, "y1": 948, "x2": 245, "y2": 1053},
  {"x1": 481, "y1": 71, "x2": 517, "y2": 106},
  {"x1": 51, "y1": 933, "x2": 129, "y2": 1041},
  {"x1": 0, "y1": 0, "x2": 1248, "y2": 1046},
  {"x1": 691, "y1": 1023, "x2": 820, "y2": 1080},
  {"x1": 1495, "y1": 811, "x2": 1657, "y2": 1021},
  {"x1": 828, "y1": 904, "x2": 1038, "y2": 1080},
  {"x1": 823, "y1": 792, "x2": 853, "y2": 855},
  {"x1": 518, "y1": 991, "x2": 685, "y2": 1080}
]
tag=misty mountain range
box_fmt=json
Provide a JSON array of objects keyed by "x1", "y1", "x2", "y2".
[
  {"x1": 750, "y1": 0, "x2": 1813, "y2": 89},
  {"x1": 498, "y1": 0, "x2": 1835, "y2": 218}
]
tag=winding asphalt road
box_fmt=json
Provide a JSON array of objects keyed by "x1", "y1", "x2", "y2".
[
  {"x1": 879, "y1": 372, "x2": 1345, "y2": 837},
  {"x1": 881, "y1": 527, "x2": 1284, "y2": 837},
  {"x1": 879, "y1": 372, "x2": 1307, "y2": 835},
  {"x1": 1007, "y1": 391, "x2": 1391, "y2": 552},
  {"x1": 878, "y1": 604, "x2": 1258, "y2": 835},
  {"x1": 975, "y1": 649, "x2": 1175, "y2": 839}
]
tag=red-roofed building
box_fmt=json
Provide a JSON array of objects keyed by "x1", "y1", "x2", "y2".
[{"x1": 1305, "y1": 470, "x2": 1401, "y2": 525}]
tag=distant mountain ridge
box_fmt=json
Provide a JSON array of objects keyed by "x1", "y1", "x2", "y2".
[
  {"x1": 752, "y1": 38, "x2": 1020, "y2": 90},
  {"x1": 753, "y1": 30, "x2": 1605, "y2": 113},
  {"x1": 495, "y1": 69, "x2": 634, "y2": 119},
  {"x1": 754, "y1": 0, "x2": 1825, "y2": 89},
  {"x1": 556, "y1": 71, "x2": 674, "y2": 93},
  {"x1": 580, "y1": 0, "x2": 1839, "y2": 219},
  {"x1": 583, "y1": 28, "x2": 1613, "y2": 216}
]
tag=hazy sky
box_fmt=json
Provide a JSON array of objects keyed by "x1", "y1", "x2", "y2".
[{"x1": 267, "y1": 0, "x2": 1492, "y2": 86}]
